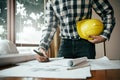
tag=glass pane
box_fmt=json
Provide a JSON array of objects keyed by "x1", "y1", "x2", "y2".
[
  {"x1": 15, "y1": 0, "x2": 45, "y2": 44},
  {"x1": 0, "y1": 0, "x2": 7, "y2": 40}
]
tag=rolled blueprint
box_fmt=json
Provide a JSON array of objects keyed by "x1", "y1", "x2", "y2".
[
  {"x1": 49, "y1": 57, "x2": 88, "y2": 67},
  {"x1": 67, "y1": 57, "x2": 88, "y2": 67}
]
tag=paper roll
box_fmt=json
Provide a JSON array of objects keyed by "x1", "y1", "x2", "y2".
[{"x1": 67, "y1": 57, "x2": 88, "y2": 67}]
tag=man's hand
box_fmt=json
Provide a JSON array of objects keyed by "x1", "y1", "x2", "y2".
[
  {"x1": 35, "y1": 48, "x2": 49, "y2": 62},
  {"x1": 88, "y1": 35, "x2": 106, "y2": 44}
]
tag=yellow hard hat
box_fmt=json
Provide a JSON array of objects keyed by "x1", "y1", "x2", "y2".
[{"x1": 76, "y1": 19, "x2": 104, "y2": 40}]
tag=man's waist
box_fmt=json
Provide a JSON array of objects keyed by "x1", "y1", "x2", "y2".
[{"x1": 61, "y1": 35, "x2": 81, "y2": 40}]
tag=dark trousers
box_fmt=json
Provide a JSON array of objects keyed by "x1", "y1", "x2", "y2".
[{"x1": 57, "y1": 39, "x2": 96, "y2": 59}]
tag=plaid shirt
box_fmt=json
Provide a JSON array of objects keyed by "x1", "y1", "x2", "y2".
[{"x1": 39, "y1": 0, "x2": 115, "y2": 51}]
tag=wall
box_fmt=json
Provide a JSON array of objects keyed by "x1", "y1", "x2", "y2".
[
  {"x1": 106, "y1": 0, "x2": 120, "y2": 59},
  {"x1": 94, "y1": 0, "x2": 120, "y2": 59}
]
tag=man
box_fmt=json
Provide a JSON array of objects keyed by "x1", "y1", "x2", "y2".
[{"x1": 35, "y1": 0, "x2": 115, "y2": 62}]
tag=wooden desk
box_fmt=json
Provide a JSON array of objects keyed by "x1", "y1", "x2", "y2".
[{"x1": 0, "y1": 65, "x2": 120, "y2": 80}]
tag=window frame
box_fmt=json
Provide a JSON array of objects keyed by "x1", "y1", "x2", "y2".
[{"x1": 7, "y1": 0, "x2": 15, "y2": 43}]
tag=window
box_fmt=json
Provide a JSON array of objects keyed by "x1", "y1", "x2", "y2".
[
  {"x1": 0, "y1": 0, "x2": 45, "y2": 44},
  {"x1": 0, "y1": 0, "x2": 59, "y2": 58},
  {"x1": 0, "y1": 0, "x2": 7, "y2": 40},
  {"x1": 15, "y1": 0, "x2": 45, "y2": 53},
  {"x1": 15, "y1": 0, "x2": 45, "y2": 45},
  {"x1": 0, "y1": 0, "x2": 46, "y2": 54}
]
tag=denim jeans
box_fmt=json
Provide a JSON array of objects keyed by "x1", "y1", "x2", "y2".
[{"x1": 57, "y1": 39, "x2": 96, "y2": 59}]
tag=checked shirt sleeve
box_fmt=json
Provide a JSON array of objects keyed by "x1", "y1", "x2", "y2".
[
  {"x1": 92, "y1": 0, "x2": 115, "y2": 39},
  {"x1": 39, "y1": 1, "x2": 59, "y2": 51}
]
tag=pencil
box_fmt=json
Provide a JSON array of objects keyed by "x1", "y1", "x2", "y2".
[{"x1": 33, "y1": 49, "x2": 44, "y2": 56}]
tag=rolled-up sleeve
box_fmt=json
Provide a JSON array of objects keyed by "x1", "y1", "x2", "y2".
[
  {"x1": 39, "y1": 1, "x2": 59, "y2": 51},
  {"x1": 92, "y1": 0, "x2": 115, "y2": 39}
]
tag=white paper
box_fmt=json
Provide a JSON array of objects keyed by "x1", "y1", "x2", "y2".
[
  {"x1": 0, "y1": 62, "x2": 91, "y2": 79},
  {"x1": 1, "y1": 56, "x2": 119, "y2": 79},
  {"x1": 89, "y1": 56, "x2": 120, "y2": 70},
  {"x1": 0, "y1": 66, "x2": 91, "y2": 79}
]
